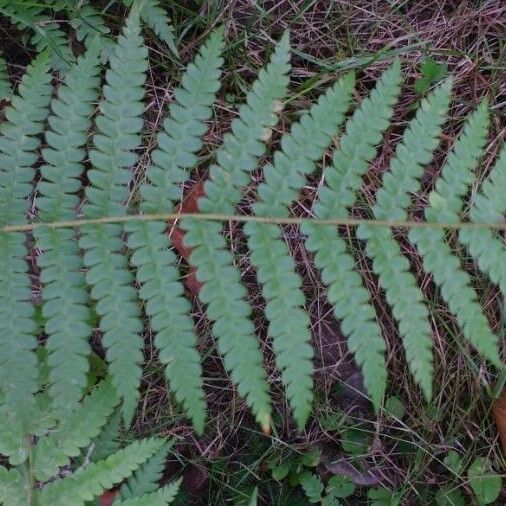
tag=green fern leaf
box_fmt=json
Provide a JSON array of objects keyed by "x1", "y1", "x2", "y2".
[
  {"x1": 357, "y1": 79, "x2": 453, "y2": 399},
  {"x1": 34, "y1": 41, "x2": 102, "y2": 414},
  {"x1": 303, "y1": 61, "x2": 403, "y2": 409},
  {"x1": 80, "y1": 8, "x2": 148, "y2": 424},
  {"x1": 37, "y1": 438, "x2": 165, "y2": 506},
  {"x1": 0, "y1": 55, "x2": 11, "y2": 100},
  {"x1": 90, "y1": 408, "x2": 123, "y2": 462},
  {"x1": 245, "y1": 72, "x2": 355, "y2": 426},
  {"x1": 115, "y1": 480, "x2": 182, "y2": 505},
  {"x1": 123, "y1": 0, "x2": 177, "y2": 54},
  {"x1": 0, "y1": 466, "x2": 25, "y2": 506},
  {"x1": 129, "y1": 29, "x2": 224, "y2": 433},
  {"x1": 181, "y1": 32, "x2": 291, "y2": 431},
  {"x1": 0, "y1": 52, "x2": 52, "y2": 422},
  {"x1": 409, "y1": 102, "x2": 500, "y2": 366},
  {"x1": 119, "y1": 441, "x2": 172, "y2": 499},
  {"x1": 459, "y1": 146, "x2": 506, "y2": 298},
  {"x1": 32, "y1": 380, "x2": 120, "y2": 482},
  {"x1": 31, "y1": 21, "x2": 74, "y2": 72}
]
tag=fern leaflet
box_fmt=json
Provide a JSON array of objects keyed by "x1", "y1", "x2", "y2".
[
  {"x1": 181, "y1": 32, "x2": 291, "y2": 431},
  {"x1": 0, "y1": 52, "x2": 52, "y2": 423},
  {"x1": 35, "y1": 41, "x2": 101, "y2": 414},
  {"x1": 115, "y1": 481, "x2": 182, "y2": 505},
  {"x1": 129, "y1": 29, "x2": 224, "y2": 433},
  {"x1": 80, "y1": 8, "x2": 147, "y2": 424},
  {"x1": 245, "y1": 73, "x2": 355, "y2": 426},
  {"x1": 0, "y1": 467, "x2": 25, "y2": 506},
  {"x1": 37, "y1": 438, "x2": 165, "y2": 506},
  {"x1": 32, "y1": 380, "x2": 120, "y2": 481},
  {"x1": 409, "y1": 102, "x2": 500, "y2": 366},
  {"x1": 459, "y1": 146, "x2": 506, "y2": 299},
  {"x1": 357, "y1": 79, "x2": 453, "y2": 399},
  {"x1": 303, "y1": 60, "x2": 403, "y2": 408}
]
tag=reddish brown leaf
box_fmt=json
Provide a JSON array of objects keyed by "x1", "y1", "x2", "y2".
[
  {"x1": 493, "y1": 387, "x2": 506, "y2": 455},
  {"x1": 167, "y1": 180, "x2": 206, "y2": 296}
]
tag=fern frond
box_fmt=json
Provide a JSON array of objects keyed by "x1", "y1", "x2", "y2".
[
  {"x1": 119, "y1": 441, "x2": 172, "y2": 499},
  {"x1": 460, "y1": 145, "x2": 506, "y2": 296},
  {"x1": 123, "y1": 0, "x2": 177, "y2": 54},
  {"x1": 31, "y1": 22, "x2": 74, "y2": 72},
  {"x1": 0, "y1": 56, "x2": 11, "y2": 100},
  {"x1": 181, "y1": 32, "x2": 291, "y2": 431},
  {"x1": 409, "y1": 102, "x2": 500, "y2": 366},
  {"x1": 80, "y1": 8, "x2": 148, "y2": 423},
  {"x1": 303, "y1": 61, "x2": 403, "y2": 408},
  {"x1": 34, "y1": 41, "x2": 101, "y2": 414},
  {"x1": 115, "y1": 481, "x2": 182, "y2": 506},
  {"x1": 244, "y1": 73, "x2": 355, "y2": 426},
  {"x1": 37, "y1": 438, "x2": 165, "y2": 506},
  {"x1": 0, "y1": 53, "x2": 52, "y2": 422},
  {"x1": 357, "y1": 79, "x2": 453, "y2": 399},
  {"x1": 90, "y1": 408, "x2": 122, "y2": 462},
  {"x1": 129, "y1": 29, "x2": 224, "y2": 433},
  {"x1": 32, "y1": 380, "x2": 120, "y2": 482},
  {"x1": 0, "y1": 466, "x2": 25, "y2": 506}
]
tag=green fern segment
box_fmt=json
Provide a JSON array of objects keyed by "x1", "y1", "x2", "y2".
[
  {"x1": 80, "y1": 9, "x2": 147, "y2": 423},
  {"x1": 35, "y1": 43, "x2": 102, "y2": 414},
  {"x1": 0, "y1": 55, "x2": 11, "y2": 100},
  {"x1": 302, "y1": 61, "x2": 403, "y2": 408},
  {"x1": 181, "y1": 33, "x2": 291, "y2": 431},
  {"x1": 357, "y1": 80, "x2": 453, "y2": 399},
  {"x1": 244, "y1": 73, "x2": 355, "y2": 426},
  {"x1": 0, "y1": 466, "x2": 25, "y2": 506},
  {"x1": 119, "y1": 441, "x2": 171, "y2": 499},
  {"x1": 130, "y1": 30, "x2": 224, "y2": 433},
  {"x1": 37, "y1": 438, "x2": 165, "y2": 506},
  {"x1": 460, "y1": 146, "x2": 506, "y2": 296},
  {"x1": 0, "y1": 53, "x2": 52, "y2": 422},
  {"x1": 115, "y1": 480, "x2": 182, "y2": 506},
  {"x1": 123, "y1": 0, "x2": 177, "y2": 54},
  {"x1": 33, "y1": 380, "x2": 120, "y2": 482},
  {"x1": 409, "y1": 103, "x2": 499, "y2": 365}
]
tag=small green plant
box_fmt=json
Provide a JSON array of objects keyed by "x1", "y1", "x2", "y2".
[{"x1": 414, "y1": 57, "x2": 447, "y2": 94}]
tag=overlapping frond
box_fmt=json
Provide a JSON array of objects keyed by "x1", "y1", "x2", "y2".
[
  {"x1": 128, "y1": 29, "x2": 224, "y2": 433},
  {"x1": 120, "y1": 441, "x2": 172, "y2": 499},
  {"x1": 80, "y1": 9, "x2": 147, "y2": 424},
  {"x1": 181, "y1": 32, "x2": 291, "y2": 431},
  {"x1": 409, "y1": 102, "x2": 499, "y2": 366},
  {"x1": 37, "y1": 438, "x2": 165, "y2": 506},
  {"x1": 35, "y1": 41, "x2": 101, "y2": 414},
  {"x1": 0, "y1": 53, "x2": 52, "y2": 422},
  {"x1": 244, "y1": 73, "x2": 355, "y2": 426},
  {"x1": 32, "y1": 380, "x2": 119, "y2": 481},
  {"x1": 357, "y1": 80, "x2": 453, "y2": 399},
  {"x1": 302, "y1": 61, "x2": 403, "y2": 408},
  {"x1": 115, "y1": 480, "x2": 182, "y2": 506},
  {"x1": 459, "y1": 146, "x2": 506, "y2": 298}
]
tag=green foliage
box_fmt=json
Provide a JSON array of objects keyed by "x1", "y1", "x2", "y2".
[
  {"x1": 245, "y1": 73, "x2": 355, "y2": 427},
  {"x1": 303, "y1": 60, "x2": 402, "y2": 409},
  {"x1": 467, "y1": 458, "x2": 501, "y2": 505},
  {"x1": 414, "y1": 58, "x2": 448, "y2": 94},
  {"x1": 0, "y1": 0, "x2": 504, "y2": 448},
  {"x1": 357, "y1": 79, "x2": 453, "y2": 400},
  {"x1": 80, "y1": 8, "x2": 148, "y2": 424},
  {"x1": 181, "y1": 31, "x2": 291, "y2": 431},
  {"x1": 130, "y1": 29, "x2": 224, "y2": 433}
]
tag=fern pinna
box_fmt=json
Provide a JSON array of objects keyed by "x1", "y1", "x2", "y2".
[{"x1": 0, "y1": 0, "x2": 504, "y2": 443}]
